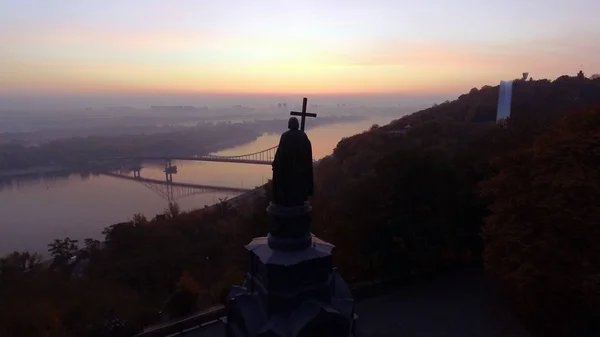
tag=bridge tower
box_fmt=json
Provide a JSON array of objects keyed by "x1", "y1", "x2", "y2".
[
  {"x1": 164, "y1": 159, "x2": 177, "y2": 183},
  {"x1": 165, "y1": 183, "x2": 174, "y2": 202},
  {"x1": 131, "y1": 159, "x2": 143, "y2": 179}
]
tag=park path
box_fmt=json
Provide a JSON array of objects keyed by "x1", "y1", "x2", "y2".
[
  {"x1": 185, "y1": 271, "x2": 529, "y2": 337},
  {"x1": 354, "y1": 271, "x2": 528, "y2": 337}
]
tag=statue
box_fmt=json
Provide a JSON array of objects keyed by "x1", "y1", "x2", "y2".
[
  {"x1": 226, "y1": 98, "x2": 356, "y2": 337},
  {"x1": 271, "y1": 117, "x2": 314, "y2": 206}
]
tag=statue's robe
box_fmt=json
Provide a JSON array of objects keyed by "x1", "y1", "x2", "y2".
[{"x1": 272, "y1": 129, "x2": 314, "y2": 206}]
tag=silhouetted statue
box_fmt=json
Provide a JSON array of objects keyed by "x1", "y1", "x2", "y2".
[{"x1": 272, "y1": 117, "x2": 313, "y2": 206}]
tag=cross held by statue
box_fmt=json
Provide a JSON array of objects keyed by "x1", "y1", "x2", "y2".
[{"x1": 290, "y1": 97, "x2": 317, "y2": 131}]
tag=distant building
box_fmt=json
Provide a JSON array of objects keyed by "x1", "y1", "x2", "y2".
[
  {"x1": 105, "y1": 106, "x2": 134, "y2": 110},
  {"x1": 150, "y1": 106, "x2": 197, "y2": 111}
]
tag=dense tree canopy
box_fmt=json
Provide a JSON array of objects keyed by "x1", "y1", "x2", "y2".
[{"x1": 482, "y1": 105, "x2": 600, "y2": 337}]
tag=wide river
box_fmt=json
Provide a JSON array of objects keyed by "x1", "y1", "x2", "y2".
[{"x1": 0, "y1": 117, "x2": 395, "y2": 256}]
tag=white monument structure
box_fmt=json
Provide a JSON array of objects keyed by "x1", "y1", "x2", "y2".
[{"x1": 496, "y1": 80, "x2": 513, "y2": 122}]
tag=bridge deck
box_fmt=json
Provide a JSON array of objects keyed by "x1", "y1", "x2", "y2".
[
  {"x1": 103, "y1": 144, "x2": 277, "y2": 166},
  {"x1": 130, "y1": 156, "x2": 273, "y2": 166},
  {"x1": 100, "y1": 172, "x2": 251, "y2": 193}
]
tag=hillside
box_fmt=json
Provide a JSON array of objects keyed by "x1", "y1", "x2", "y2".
[
  {"x1": 1, "y1": 74, "x2": 599, "y2": 337},
  {"x1": 311, "y1": 73, "x2": 600, "y2": 336}
]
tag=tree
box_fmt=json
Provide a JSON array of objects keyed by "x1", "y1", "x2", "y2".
[
  {"x1": 0, "y1": 251, "x2": 42, "y2": 281},
  {"x1": 77, "y1": 238, "x2": 102, "y2": 259},
  {"x1": 48, "y1": 237, "x2": 79, "y2": 270},
  {"x1": 132, "y1": 213, "x2": 148, "y2": 225},
  {"x1": 165, "y1": 202, "x2": 181, "y2": 219},
  {"x1": 482, "y1": 105, "x2": 600, "y2": 336},
  {"x1": 84, "y1": 238, "x2": 101, "y2": 250},
  {"x1": 164, "y1": 272, "x2": 201, "y2": 318}
]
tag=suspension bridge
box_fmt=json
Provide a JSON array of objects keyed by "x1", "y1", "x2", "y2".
[
  {"x1": 94, "y1": 145, "x2": 280, "y2": 202},
  {"x1": 132, "y1": 145, "x2": 279, "y2": 166}
]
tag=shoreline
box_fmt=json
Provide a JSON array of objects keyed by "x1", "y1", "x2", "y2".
[{"x1": 0, "y1": 115, "x2": 363, "y2": 178}]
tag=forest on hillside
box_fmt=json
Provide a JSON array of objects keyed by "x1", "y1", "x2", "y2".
[{"x1": 1, "y1": 74, "x2": 600, "y2": 337}]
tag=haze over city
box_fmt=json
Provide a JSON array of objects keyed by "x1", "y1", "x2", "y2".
[{"x1": 1, "y1": 0, "x2": 599, "y2": 109}]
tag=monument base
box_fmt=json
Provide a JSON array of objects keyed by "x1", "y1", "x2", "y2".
[
  {"x1": 225, "y1": 203, "x2": 355, "y2": 337},
  {"x1": 266, "y1": 202, "x2": 312, "y2": 251}
]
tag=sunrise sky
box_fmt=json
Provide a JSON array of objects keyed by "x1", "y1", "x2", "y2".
[{"x1": 1, "y1": 0, "x2": 599, "y2": 104}]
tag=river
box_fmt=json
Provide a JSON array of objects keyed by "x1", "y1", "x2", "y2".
[{"x1": 0, "y1": 117, "x2": 394, "y2": 256}]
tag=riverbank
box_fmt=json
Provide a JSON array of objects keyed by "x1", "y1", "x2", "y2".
[
  {"x1": 0, "y1": 165, "x2": 68, "y2": 179},
  {"x1": 0, "y1": 133, "x2": 262, "y2": 180},
  {"x1": 0, "y1": 115, "x2": 362, "y2": 175}
]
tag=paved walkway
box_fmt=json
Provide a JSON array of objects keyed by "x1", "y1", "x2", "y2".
[
  {"x1": 183, "y1": 271, "x2": 529, "y2": 337},
  {"x1": 354, "y1": 272, "x2": 528, "y2": 337}
]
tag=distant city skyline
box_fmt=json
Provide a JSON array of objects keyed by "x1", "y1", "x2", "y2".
[
  {"x1": 1, "y1": 0, "x2": 599, "y2": 109},
  {"x1": 0, "y1": 92, "x2": 448, "y2": 111}
]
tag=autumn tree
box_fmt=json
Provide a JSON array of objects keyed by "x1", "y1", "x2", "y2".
[
  {"x1": 482, "y1": 105, "x2": 600, "y2": 337},
  {"x1": 164, "y1": 272, "x2": 201, "y2": 318}
]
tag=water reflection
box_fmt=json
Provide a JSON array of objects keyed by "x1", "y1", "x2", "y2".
[{"x1": 0, "y1": 171, "x2": 74, "y2": 191}]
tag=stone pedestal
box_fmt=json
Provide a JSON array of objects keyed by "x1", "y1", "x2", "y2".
[{"x1": 225, "y1": 202, "x2": 355, "y2": 337}]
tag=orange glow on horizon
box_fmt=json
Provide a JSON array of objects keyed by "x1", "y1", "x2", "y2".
[
  {"x1": 2, "y1": 32, "x2": 598, "y2": 97},
  {"x1": 2, "y1": 0, "x2": 600, "y2": 103}
]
